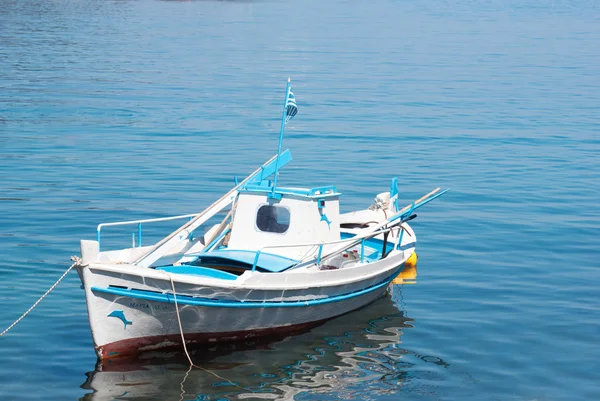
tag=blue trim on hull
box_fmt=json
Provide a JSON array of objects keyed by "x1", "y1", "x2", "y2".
[{"x1": 90, "y1": 270, "x2": 401, "y2": 309}]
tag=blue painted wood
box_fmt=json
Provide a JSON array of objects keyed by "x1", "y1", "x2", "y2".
[
  {"x1": 247, "y1": 149, "x2": 293, "y2": 185},
  {"x1": 242, "y1": 184, "x2": 340, "y2": 199},
  {"x1": 390, "y1": 177, "x2": 399, "y2": 212},
  {"x1": 271, "y1": 78, "x2": 292, "y2": 199},
  {"x1": 360, "y1": 239, "x2": 365, "y2": 263},
  {"x1": 137, "y1": 223, "x2": 142, "y2": 247},
  {"x1": 316, "y1": 244, "x2": 323, "y2": 265},
  {"x1": 156, "y1": 265, "x2": 238, "y2": 280}
]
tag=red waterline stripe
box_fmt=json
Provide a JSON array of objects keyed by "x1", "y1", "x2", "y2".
[{"x1": 99, "y1": 318, "x2": 330, "y2": 360}]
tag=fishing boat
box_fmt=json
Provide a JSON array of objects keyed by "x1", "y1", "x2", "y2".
[{"x1": 75, "y1": 79, "x2": 448, "y2": 360}]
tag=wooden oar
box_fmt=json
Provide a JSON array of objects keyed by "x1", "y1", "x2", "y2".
[{"x1": 396, "y1": 187, "x2": 440, "y2": 217}]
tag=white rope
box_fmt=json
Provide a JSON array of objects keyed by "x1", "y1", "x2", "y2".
[
  {"x1": 0, "y1": 256, "x2": 84, "y2": 337},
  {"x1": 368, "y1": 195, "x2": 389, "y2": 211},
  {"x1": 167, "y1": 273, "x2": 197, "y2": 367},
  {"x1": 178, "y1": 364, "x2": 193, "y2": 401},
  {"x1": 164, "y1": 272, "x2": 251, "y2": 393}
]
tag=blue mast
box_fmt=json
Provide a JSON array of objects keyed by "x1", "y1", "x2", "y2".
[{"x1": 270, "y1": 78, "x2": 292, "y2": 200}]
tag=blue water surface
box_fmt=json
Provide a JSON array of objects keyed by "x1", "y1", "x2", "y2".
[{"x1": 1, "y1": 0, "x2": 599, "y2": 400}]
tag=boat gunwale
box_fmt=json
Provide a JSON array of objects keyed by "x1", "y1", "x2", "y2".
[
  {"x1": 81, "y1": 247, "x2": 413, "y2": 292},
  {"x1": 89, "y1": 270, "x2": 399, "y2": 308}
]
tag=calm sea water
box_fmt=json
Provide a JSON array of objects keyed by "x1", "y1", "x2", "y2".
[{"x1": 1, "y1": 0, "x2": 599, "y2": 399}]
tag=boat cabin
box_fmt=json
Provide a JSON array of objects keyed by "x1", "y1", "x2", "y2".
[
  {"x1": 186, "y1": 182, "x2": 342, "y2": 274},
  {"x1": 229, "y1": 183, "x2": 341, "y2": 258}
]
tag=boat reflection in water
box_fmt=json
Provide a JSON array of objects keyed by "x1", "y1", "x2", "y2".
[{"x1": 80, "y1": 282, "x2": 449, "y2": 401}]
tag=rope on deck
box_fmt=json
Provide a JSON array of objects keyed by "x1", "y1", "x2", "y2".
[{"x1": 0, "y1": 256, "x2": 85, "y2": 337}]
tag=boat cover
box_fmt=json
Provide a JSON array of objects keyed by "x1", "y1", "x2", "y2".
[{"x1": 189, "y1": 249, "x2": 299, "y2": 273}]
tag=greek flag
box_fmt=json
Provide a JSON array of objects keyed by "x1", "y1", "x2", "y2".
[{"x1": 285, "y1": 88, "x2": 298, "y2": 123}]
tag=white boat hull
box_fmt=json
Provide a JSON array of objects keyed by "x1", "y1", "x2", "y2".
[
  {"x1": 78, "y1": 246, "x2": 413, "y2": 360},
  {"x1": 89, "y1": 281, "x2": 391, "y2": 359}
]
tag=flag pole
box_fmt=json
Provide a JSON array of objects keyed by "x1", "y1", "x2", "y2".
[{"x1": 270, "y1": 78, "x2": 291, "y2": 199}]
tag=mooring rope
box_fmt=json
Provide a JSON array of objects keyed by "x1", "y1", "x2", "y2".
[
  {"x1": 164, "y1": 272, "x2": 252, "y2": 394},
  {"x1": 166, "y1": 274, "x2": 197, "y2": 367},
  {"x1": 178, "y1": 364, "x2": 193, "y2": 401},
  {"x1": 0, "y1": 256, "x2": 84, "y2": 337}
]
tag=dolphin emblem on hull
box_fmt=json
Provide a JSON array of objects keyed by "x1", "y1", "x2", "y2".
[{"x1": 107, "y1": 310, "x2": 132, "y2": 329}]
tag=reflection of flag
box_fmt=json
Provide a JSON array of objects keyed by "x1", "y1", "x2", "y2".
[{"x1": 285, "y1": 89, "x2": 298, "y2": 123}]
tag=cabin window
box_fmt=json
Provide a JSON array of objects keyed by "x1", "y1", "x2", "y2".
[{"x1": 256, "y1": 205, "x2": 290, "y2": 234}]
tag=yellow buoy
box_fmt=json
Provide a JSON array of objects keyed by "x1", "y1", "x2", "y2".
[
  {"x1": 405, "y1": 251, "x2": 418, "y2": 268},
  {"x1": 391, "y1": 252, "x2": 418, "y2": 285}
]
